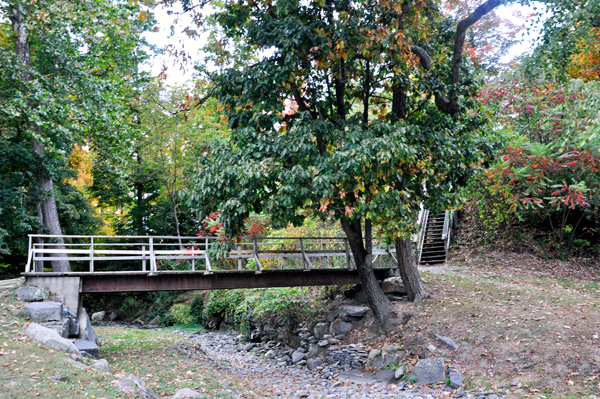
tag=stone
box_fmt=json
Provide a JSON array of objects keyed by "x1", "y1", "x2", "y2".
[
  {"x1": 367, "y1": 349, "x2": 381, "y2": 360},
  {"x1": 243, "y1": 343, "x2": 256, "y2": 351},
  {"x1": 26, "y1": 323, "x2": 78, "y2": 353},
  {"x1": 24, "y1": 301, "x2": 63, "y2": 322},
  {"x1": 113, "y1": 374, "x2": 159, "y2": 398},
  {"x1": 313, "y1": 322, "x2": 330, "y2": 339},
  {"x1": 383, "y1": 353, "x2": 403, "y2": 368},
  {"x1": 172, "y1": 388, "x2": 205, "y2": 398},
  {"x1": 306, "y1": 342, "x2": 327, "y2": 359},
  {"x1": 91, "y1": 311, "x2": 106, "y2": 322},
  {"x1": 78, "y1": 308, "x2": 98, "y2": 344},
  {"x1": 74, "y1": 339, "x2": 100, "y2": 359},
  {"x1": 307, "y1": 358, "x2": 322, "y2": 371},
  {"x1": 92, "y1": 359, "x2": 113, "y2": 374},
  {"x1": 264, "y1": 349, "x2": 276, "y2": 358},
  {"x1": 432, "y1": 334, "x2": 459, "y2": 351},
  {"x1": 109, "y1": 312, "x2": 118, "y2": 322},
  {"x1": 336, "y1": 305, "x2": 369, "y2": 321},
  {"x1": 17, "y1": 286, "x2": 49, "y2": 302},
  {"x1": 394, "y1": 365, "x2": 405, "y2": 379},
  {"x1": 329, "y1": 319, "x2": 353, "y2": 337},
  {"x1": 48, "y1": 375, "x2": 69, "y2": 382},
  {"x1": 454, "y1": 389, "x2": 465, "y2": 398},
  {"x1": 62, "y1": 307, "x2": 79, "y2": 337},
  {"x1": 375, "y1": 369, "x2": 397, "y2": 385},
  {"x1": 318, "y1": 339, "x2": 329, "y2": 347},
  {"x1": 449, "y1": 371, "x2": 462, "y2": 389},
  {"x1": 147, "y1": 316, "x2": 160, "y2": 326},
  {"x1": 409, "y1": 357, "x2": 446, "y2": 385},
  {"x1": 487, "y1": 395, "x2": 500, "y2": 399},
  {"x1": 42, "y1": 318, "x2": 70, "y2": 338},
  {"x1": 382, "y1": 277, "x2": 407, "y2": 294},
  {"x1": 292, "y1": 350, "x2": 306, "y2": 364}
]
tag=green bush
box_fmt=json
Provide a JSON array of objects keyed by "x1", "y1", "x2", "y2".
[{"x1": 169, "y1": 303, "x2": 195, "y2": 326}]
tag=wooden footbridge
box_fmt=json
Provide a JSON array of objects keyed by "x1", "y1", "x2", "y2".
[{"x1": 23, "y1": 235, "x2": 397, "y2": 296}]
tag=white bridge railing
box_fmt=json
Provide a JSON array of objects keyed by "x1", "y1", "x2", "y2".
[{"x1": 26, "y1": 235, "x2": 398, "y2": 274}]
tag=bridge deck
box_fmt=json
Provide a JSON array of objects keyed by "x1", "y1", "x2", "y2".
[{"x1": 24, "y1": 268, "x2": 395, "y2": 293}]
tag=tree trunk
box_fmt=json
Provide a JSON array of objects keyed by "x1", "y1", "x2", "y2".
[
  {"x1": 341, "y1": 218, "x2": 392, "y2": 326},
  {"x1": 11, "y1": 5, "x2": 69, "y2": 272},
  {"x1": 394, "y1": 238, "x2": 429, "y2": 302}
]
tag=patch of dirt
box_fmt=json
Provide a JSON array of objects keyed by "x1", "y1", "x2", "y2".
[{"x1": 345, "y1": 249, "x2": 600, "y2": 397}]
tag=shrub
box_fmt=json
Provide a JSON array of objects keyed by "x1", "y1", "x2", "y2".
[{"x1": 169, "y1": 303, "x2": 195, "y2": 326}]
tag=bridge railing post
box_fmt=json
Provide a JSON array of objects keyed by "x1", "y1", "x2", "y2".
[
  {"x1": 280, "y1": 243, "x2": 286, "y2": 269},
  {"x1": 89, "y1": 236, "x2": 94, "y2": 272},
  {"x1": 149, "y1": 237, "x2": 157, "y2": 273},
  {"x1": 252, "y1": 237, "x2": 262, "y2": 273},
  {"x1": 25, "y1": 235, "x2": 33, "y2": 273},
  {"x1": 142, "y1": 246, "x2": 147, "y2": 271},
  {"x1": 344, "y1": 238, "x2": 351, "y2": 270},
  {"x1": 237, "y1": 244, "x2": 243, "y2": 270},
  {"x1": 204, "y1": 237, "x2": 212, "y2": 274}
]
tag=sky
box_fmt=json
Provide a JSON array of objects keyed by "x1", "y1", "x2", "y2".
[{"x1": 142, "y1": 2, "x2": 545, "y2": 86}]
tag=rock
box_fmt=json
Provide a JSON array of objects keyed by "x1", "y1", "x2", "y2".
[
  {"x1": 133, "y1": 317, "x2": 145, "y2": 325},
  {"x1": 394, "y1": 365, "x2": 405, "y2": 379},
  {"x1": 454, "y1": 389, "x2": 466, "y2": 398},
  {"x1": 375, "y1": 369, "x2": 397, "y2": 385},
  {"x1": 449, "y1": 371, "x2": 462, "y2": 389},
  {"x1": 306, "y1": 342, "x2": 327, "y2": 359},
  {"x1": 26, "y1": 323, "x2": 78, "y2": 353},
  {"x1": 91, "y1": 311, "x2": 106, "y2": 322},
  {"x1": 24, "y1": 301, "x2": 63, "y2": 322},
  {"x1": 510, "y1": 380, "x2": 518, "y2": 387},
  {"x1": 487, "y1": 395, "x2": 500, "y2": 399},
  {"x1": 307, "y1": 358, "x2": 322, "y2": 371},
  {"x1": 74, "y1": 339, "x2": 100, "y2": 359},
  {"x1": 172, "y1": 388, "x2": 205, "y2": 398},
  {"x1": 42, "y1": 318, "x2": 70, "y2": 338},
  {"x1": 112, "y1": 374, "x2": 159, "y2": 399},
  {"x1": 367, "y1": 349, "x2": 381, "y2": 360},
  {"x1": 62, "y1": 307, "x2": 79, "y2": 337},
  {"x1": 264, "y1": 349, "x2": 276, "y2": 358},
  {"x1": 48, "y1": 374, "x2": 69, "y2": 382},
  {"x1": 409, "y1": 357, "x2": 446, "y2": 385},
  {"x1": 147, "y1": 316, "x2": 160, "y2": 326},
  {"x1": 78, "y1": 308, "x2": 98, "y2": 344},
  {"x1": 109, "y1": 312, "x2": 118, "y2": 322},
  {"x1": 427, "y1": 344, "x2": 437, "y2": 352},
  {"x1": 17, "y1": 286, "x2": 49, "y2": 302},
  {"x1": 329, "y1": 319, "x2": 353, "y2": 337},
  {"x1": 382, "y1": 277, "x2": 407, "y2": 295},
  {"x1": 336, "y1": 305, "x2": 369, "y2": 321},
  {"x1": 292, "y1": 350, "x2": 306, "y2": 364},
  {"x1": 243, "y1": 343, "x2": 256, "y2": 351},
  {"x1": 383, "y1": 353, "x2": 403, "y2": 368},
  {"x1": 92, "y1": 359, "x2": 113, "y2": 374},
  {"x1": 432, "y1": 334, "x2": 459, "y2": 351},
  {"x1": 313, "y1": 322, "x2": 330, "y2": 339}
]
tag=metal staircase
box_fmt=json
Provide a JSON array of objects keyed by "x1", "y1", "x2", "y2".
[{"x1": 415, "y1": 209, "x2": 456, "y2": 265}]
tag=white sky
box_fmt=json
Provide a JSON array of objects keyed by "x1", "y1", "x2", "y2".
[{"x1": 142, "y1": 2, "x2": 545, "y2": 86}]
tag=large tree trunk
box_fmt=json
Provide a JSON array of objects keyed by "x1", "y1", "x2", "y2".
[
  {"x1": 11, "y1": 4, "x2": 69, "y2": 272},
  {"x1": 394, "y1": 238, "x2": 429, "y2": 302},
  {"x1": 341, "y1": 218, "x2": 392, "y2": 326}
]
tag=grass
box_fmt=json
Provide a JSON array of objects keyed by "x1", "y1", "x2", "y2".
[{"x1": 0, "y1": 282, "x2": 261, "y2": 399}]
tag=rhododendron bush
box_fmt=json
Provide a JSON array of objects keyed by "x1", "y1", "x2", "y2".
[{"x1": 468, "y1": 74, "x2": 600, "y2": 254}]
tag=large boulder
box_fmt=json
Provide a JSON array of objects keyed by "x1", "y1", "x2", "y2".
[
  {"x1": 26, "y1": 323, "x2": 78, "y2": 353},
  {"x1": 17, "y1": 286, "x2": 49, "y2": 302},
  {"x1": 382, "y1": 277, "x2": 407, "y2": 295},
  {"x1": 42, "y1": 318, "x2": 70, "y2": 338},
  {"x1": 74, "y1": 339, "x2": 99, "y2": 359},
  {"x1": 312, "y1": 322, "x2": 329, "y2": 340},
  {"x1": 24, "y1": 302, "x2": 63, "y2": 322},
  {"x1": 78, "y1": 308, "x2": 98, "y2": 344},
  {"x1": 113, "y1": 374, "x2": 158, "y2": 399},
  {"x1": 62, "y1": 307, "x2": 80, "y2": 337},
  {"x1": 409, "y1": 357, "x2": 446, "y2": 385},
  {"x1": 329, "y1": 319, "x2": 353, "y2": 337},
  {"x1": 336, "y1": 305, "x2": 369, "y2": 322},
  {"x1": 91, "y1": 311, "x2": 106, "y2": 322}
]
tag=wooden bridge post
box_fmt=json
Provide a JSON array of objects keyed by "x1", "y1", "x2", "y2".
[
  {"x1": 237, "y1": 244, "x2": 242, "y2": 270},
  {"x1": 149, "y1": 237, "x2": 157, "y2": 273},
  {"x1": 322, "y1": 243, "x2": 327, "y2": 269},
  {"x1": 252, "y1": 237, "x2": 262, "y2": 273},
  {"x1": 142, "y1": 246, "x2": 147, "y2": 272},
  {"x1": 281, "y1": 243, "x2": 286, "y2": 269},
  {"x1": 204, "y1": 237, "x2": 212, "y2": 274}
]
